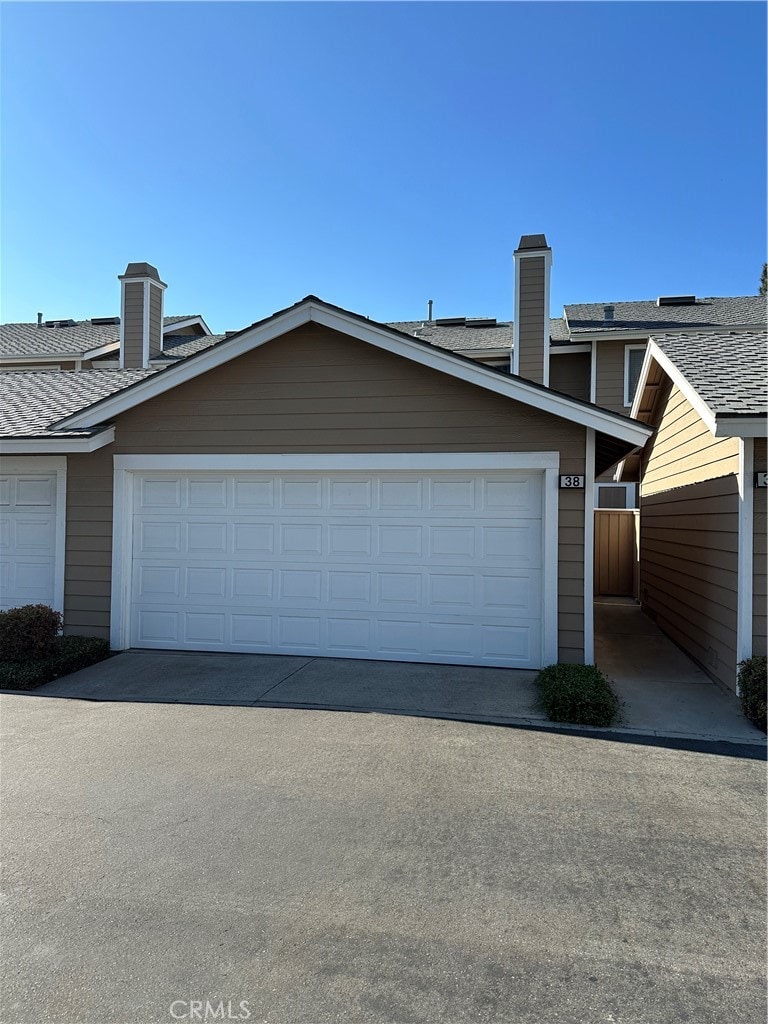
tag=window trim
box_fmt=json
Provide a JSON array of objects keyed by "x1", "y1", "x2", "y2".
[
  {"x1": 623, "y1": 344, "x2": 647, "y2": 407},
  {"x1": 594, "y1": 482, "x2": 637, "y2": 509}
]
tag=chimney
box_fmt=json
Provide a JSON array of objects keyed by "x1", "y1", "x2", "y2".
[
  {"x1": 118, "y1": 262, "x2": 167, "y2": 369},
  {"x1": 512, "y1": 233, "x2": 552, "y2": 385}
]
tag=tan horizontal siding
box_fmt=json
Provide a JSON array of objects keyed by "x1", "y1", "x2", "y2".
[
  {"x1": 641, "y1": 383, "x2": 739, "y2": 496},
  {"x1": 122, "y1": 281, "x2": 144, "y2": 369},
  {"x1": 640, "y1": 476, "x2": 739, "y2": 691},
  {"x1": 549, "y1": 352, "x2": 590, "y2": 402},
  {"x1": 63, "y1": 324, "x2": 587, "y2": 660},
  {"x1": 594, "y1": 340, "x2": 635, "y2": 415},
  {"x1": 517, "y1": 257, "x2": 545, "y2": 384},
  {"x1": 149, "y1": 283, "x2": 163, "y2": 359},
  {"x1": 753, "y1": 439, "x2": 767, "y2": 656}
]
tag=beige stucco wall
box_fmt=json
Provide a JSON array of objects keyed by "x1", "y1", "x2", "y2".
[
  {"x1": 754, "y1": 438, "x2": 767, "y2": 657},
  {"x1": 62, "y1": 324, "x2": 588, "y2": 662}
]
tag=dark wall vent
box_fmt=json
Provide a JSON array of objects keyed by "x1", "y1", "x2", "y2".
[{"x1": 656, "y1": 295, "x2": 696, "y2": 307}]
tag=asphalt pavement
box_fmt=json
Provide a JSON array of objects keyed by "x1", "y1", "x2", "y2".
[{"x1": 2, "y1": 694, "x2": 765, "y2": 1024}]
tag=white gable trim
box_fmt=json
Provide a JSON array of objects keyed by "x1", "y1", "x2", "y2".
[
  {"x1": 163, "y1": 316, "x2": 212, "y2": 336},
  {"x1": 53, "y1": 300, "x2": 652, "y2": 445},
  {"x1": 630, "y1": 340, "x2": 717, "y2": 434},
  {"x1": 0, "y1": 428, "x2": 115, "y2": 454}
]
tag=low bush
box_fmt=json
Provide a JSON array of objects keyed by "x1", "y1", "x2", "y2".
[
  {"x1": 0, "y1": 603, "x2": 63, "y2": 661},
  {"x1": 534, "y1": 662, "x2": 621, "y2": 728},
  {"x1": 738, "y1": 656, "x2": 767, "y2": 732},
  {"x1": 0, "y1": 635, "x2": 110, "y2": 690}
]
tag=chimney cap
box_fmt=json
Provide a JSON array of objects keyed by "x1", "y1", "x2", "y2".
[
  {"x1": 514, "y1": 233, "x2": 551, "y2": 254},
  {"x1": 118, "y1": 262, "x2": 166, "y2": 285}
]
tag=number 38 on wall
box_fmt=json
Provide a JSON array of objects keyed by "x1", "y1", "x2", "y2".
[{"x1": 559, "y1": 475, "x2": 585, "y2": 489}]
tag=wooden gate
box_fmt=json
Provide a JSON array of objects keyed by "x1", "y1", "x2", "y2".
[{"x1": 594, "y1": 509, "x2": 639, "y2": 597}]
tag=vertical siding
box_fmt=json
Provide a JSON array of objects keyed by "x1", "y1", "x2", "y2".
[
  {"x1": 517, "y1": 257, "x2": 545, "y2": 384},
  {"x1": 62, "y1": 324, "x2": 587, "y2": 661},
  {"x1": 122, "y1": 282, "x2": 145, "y2": 369},
  {"x1": 641, "y1": 383, "x2": 740, "y2": 496},
  {"x1": 754, "y1": 438, "x2": 767, "y2": 657},
  {"x1": 148, "y1": 283, "x2": 163, "y2": 359},
  {"x1": 549, "y1": 352, "x2": 590, "y2": 402}
]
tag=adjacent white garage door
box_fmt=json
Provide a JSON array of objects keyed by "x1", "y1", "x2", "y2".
[
  {"x1": 0, "y1": 470, "x2": 61, "y2": 612},
  {"x1": 129, "y1": 470, "x2": 545, "y2": 667}
]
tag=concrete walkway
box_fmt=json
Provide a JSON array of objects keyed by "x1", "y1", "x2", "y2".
[
  {"x1": 594, "y1": 597, "x2": 764, "y2": 744},
  {"x1": 8, "y1": 605, "x2": 764, "y2": 747}
]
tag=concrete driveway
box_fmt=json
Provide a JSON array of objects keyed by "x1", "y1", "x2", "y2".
[
  {"x1": 2, "y1": 694, "x2": 766, "y2": 1024},
  {"x1": 20, "y1": 640, "x2": 766, "y2": 746}
]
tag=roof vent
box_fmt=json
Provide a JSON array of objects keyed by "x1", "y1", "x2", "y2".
[
  {"x1": 90, "y1": 316, "x2": 120, "y2": 326},
  {"x1": 44, "y1": 319, "x2": 76, "y2": 328},
  {"x1": 656, "y1": 295, "x2": 696, "y2": 307},
  {"x1": 225, "y1": 331, "x2": 238, "y2": 337},
  {"x1": 603, "y1": 305, "x2": 615, "y2": 321},
  {"x1": 435, "y1": 317, "x2": 466, "y2": 326},
  {"x1": 465, "y1": 318, "x2": 497, "y2": 328}
]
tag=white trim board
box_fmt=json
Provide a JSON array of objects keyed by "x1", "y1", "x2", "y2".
[
  {"x1": 110, "y1": 453, "x2": 562, "y2": 668},
  {"x1": 623, "y1": 344, "x2": 648, "y2": 408},
  {"x1": 56, "y1": 299, "x2": 652, "y2": 446},
  {"x1": 583, "y1": 429, "x2": 595, "y2": 663},
  {"x1": 736, "y1": 438, "x2": 754, "y2": 671},
  {"x1": 0, "y1": 455, "x2": 66, "y2": 616},
  {"x1": 0, "y1": 429, "x2": 115, "y2": 454}
]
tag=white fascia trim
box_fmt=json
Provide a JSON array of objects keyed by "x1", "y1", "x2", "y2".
[
  {"x1": 714, "y1": 417, "x2": 768, "y2": 438},
  {"x1": 623, "y1": 344, "x2": 648, "y2": 408},
  {"x1": 55, "y1": 300, "x2": 652, "y2": 445},
  {"x1": 631, "y1": 340, "x2": 717, "y2": 435},
  {"x1": 142, "y1": 281, "x2": 150, "y2": 366},
  {"x1": 583, "y1": 429, "x2": 595, "y2": 663},
  {"x1": 0, "y1": 456, "x2": 66, "y2": 615},
  {"x1": 109, "y1": 452, "x2": 562, "y2": 665},
  {"x1": 83, "y1": 341, "x2": 120, "y2": 360},
  {"x1": 114, "y1": 451, "x2": 561, "y2": 473},
  {"x1": 0, "y1": 353, "x2": 83, "y2": 365},
  {"x1": 550, "y1": 344, "x2": 592, "y2": 355},
  {"x1": 163, "y1": 316, "x2": 212, "y2": 336},
  {"x1": 0, "y1": 428, "x2": 115, "y2": 454},
  {"x1": 736, "y1": 438, "x2": 754, "y2": 670}
]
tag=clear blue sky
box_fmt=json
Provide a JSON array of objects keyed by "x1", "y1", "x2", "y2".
[{"x1": 1, "y1": 1, "x2": 765, "y2": 332}]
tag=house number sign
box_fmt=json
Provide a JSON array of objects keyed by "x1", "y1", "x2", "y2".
[
  {"x1": 756, "y1": 472, "x2": 768, "y2": 488},
  {"x1": 559, "y1": 475, "x2": 585, "y2": 489}
]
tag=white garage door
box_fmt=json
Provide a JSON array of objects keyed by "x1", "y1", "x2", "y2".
[
  {"x1": 0, "y1": 472, "x2": 59, "y2": 611},
  {"x1": 130, "y1": 470, "x2": 545, "y2": 667}
]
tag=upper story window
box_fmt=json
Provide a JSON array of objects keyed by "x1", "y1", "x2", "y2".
[{"x1": 623, "y1": 345, "x2": 647, "y2": 407}]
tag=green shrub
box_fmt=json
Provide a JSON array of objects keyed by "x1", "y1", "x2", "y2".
[
  {"x1": 0, "y1": 635, "x2": 110, "y2": 690},
  {"x1": 738, "y1": 656, "x2": 767, "y2": 732},
  {"x1": 534, "y1": 663, "x2": 621, "y2": 727},
  {"x1": 0, "y1": 604, "x2": 63, "y2": 661}
]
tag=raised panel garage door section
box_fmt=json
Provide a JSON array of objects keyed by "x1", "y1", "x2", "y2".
[
  {"x1": 130, "y1": 470, "x2": 544, "y2": 667},
  {"x1": 0, "y1": 472, "x2": 58, "y2": 611}
]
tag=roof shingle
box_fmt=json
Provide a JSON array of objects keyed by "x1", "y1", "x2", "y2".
[{"x1": 565, "y1": 296, "x2": 766, "y2": 334}]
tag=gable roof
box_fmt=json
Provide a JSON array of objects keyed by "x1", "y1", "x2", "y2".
[
  {"x1": 0, "y1": 316, "x2": 212, "y2": 360},
  {"x1": 565, "y1": 295, "x2": 766, "y2": 335},
  {"x1": 630, "y1": 328, "x2": 767, "y2": 438},
  {"x1": 45, "y1": 296, "x2": 651, "y2": 454}
]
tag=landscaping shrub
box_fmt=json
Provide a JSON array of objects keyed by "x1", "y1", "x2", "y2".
[
  {"x1": 738, "y1": 656, "x2": 767, "y2": 732},
  {"x1": 0, "y1": 603, "x2": 62, "y2": 661},
  {"x1": 534, "y1": 663, "x2": 621, "y2": 727},
  {"x1": 0, "y1": 635, "x2": 110, "y2": 690}
]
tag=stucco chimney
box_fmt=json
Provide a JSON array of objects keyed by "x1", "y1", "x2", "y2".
[
  {"x1": 512, "y1": 234, "x2": 552, "y2": 385},
  {"x1": 118, "y1": 262, "x2": 167, "y2": 369}
]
